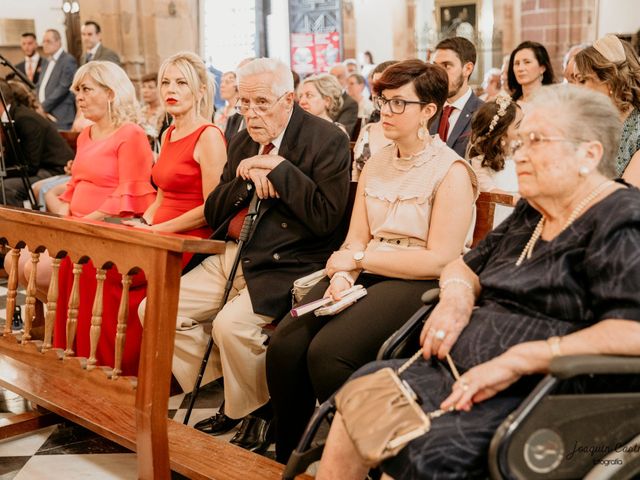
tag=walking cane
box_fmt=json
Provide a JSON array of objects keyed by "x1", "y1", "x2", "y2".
[{"x1": 183, "y1": 190, "x2": 261, "y2": 425}]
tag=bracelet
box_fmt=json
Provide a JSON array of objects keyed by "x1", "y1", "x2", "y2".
[
  {"x1": 331, "y1": 271, "x2": 355, "y2": 288},
  {"x1": 439, "y1": 277, "x2": 473, "y2": 293},
  {"x1": 547, "y1": 336, "x2": 562, "y2": 357}
]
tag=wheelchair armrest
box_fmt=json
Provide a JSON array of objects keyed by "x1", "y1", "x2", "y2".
[{"x1": 550, "y1": 354, "x2": 640, "y2": 380}]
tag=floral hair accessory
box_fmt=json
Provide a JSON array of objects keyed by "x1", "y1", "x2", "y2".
[{"x1": 487, "y1": 91, "x2": 512, "y2": 136}]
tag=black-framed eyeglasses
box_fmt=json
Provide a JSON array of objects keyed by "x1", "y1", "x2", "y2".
[
  {"x1": 235, "y1": 93, "x2": 288, "y2": 116},
  {"x1": 373, "y1": 95, "x2": 427, "y2": 114},
  {"x1": 507, "y1": 131, "x2": 578, "y2": 157}
]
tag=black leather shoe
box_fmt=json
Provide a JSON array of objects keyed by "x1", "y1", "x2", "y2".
[
  {"x1": 229, "y1": 415, "x2": 274, "y2": 453},
  {"x1": 194, "y1": 411, "x2": 242, "y2": 435}
]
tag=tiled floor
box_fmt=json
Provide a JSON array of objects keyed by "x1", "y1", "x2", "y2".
[
  {"x1": 0, "y1": 380, "x2": 277, "y2": 480},
  {"x1": 0, "y1": 278, "x2": 289, "y2": 479}
]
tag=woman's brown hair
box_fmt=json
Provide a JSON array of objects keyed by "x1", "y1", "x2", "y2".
[
  {"x1": 575, "y1": 38, "x2": 640, "y2": 113},
  {"x1": 468, "y1": 98, "x2": 521, "y2": 171},
  {"x1": 373, "y1": 59, "x2": 448, "y2": 128}
]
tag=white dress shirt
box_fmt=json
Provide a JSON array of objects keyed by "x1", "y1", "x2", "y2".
[
  {"x1": 38, "y1": 47, "x2": 64, "y2": 103},
  {"x1": 24, "y1": 53, "x2": 40, "y2": 80},
  {"x1": 444, "y1": 86, "x2": 472, "y2": 136}
]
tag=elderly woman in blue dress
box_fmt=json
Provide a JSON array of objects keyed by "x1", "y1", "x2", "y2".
[{"x1": 317, "y1": 84, "x2": 640, "y2": 479}]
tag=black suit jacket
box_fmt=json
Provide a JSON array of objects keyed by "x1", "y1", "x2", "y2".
[
  {"x1": 37, "y1": 51, "x2": 77, "y2": 130},
  {"x1": 6, "y1": 104, "x2": 73, "y2": 176},
  {"x1": 80, "y1": 44, "x2": 121, "y2": 66},
  {"x1": 203, "y1": 103, "x2": 351, "y2": 317},
  {"x1": 429, "y1": 91, "x2": 483, "y2": 158},
  {"x1": 224, "y1": 113, "x2": 244, "y2": 145},
  {"x1": 16, "y1": 56, "x2": 46, "y2": 85},
  {"x1": 334, "y1": 92, "x2": 359, "y2": 137}
]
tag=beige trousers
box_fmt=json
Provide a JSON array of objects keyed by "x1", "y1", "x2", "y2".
[{"x1": 139, "y1": 241, "x2": 274, "y2": 419}]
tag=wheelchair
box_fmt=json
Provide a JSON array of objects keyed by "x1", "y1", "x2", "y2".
[{"x1": 282, "y1": 289, "x2": 640, "y2": 480}]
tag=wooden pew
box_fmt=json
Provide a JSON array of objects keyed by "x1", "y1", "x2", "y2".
[
  {"x1": 472, "y1": 191, "x2": 516, "y2": 248},
  {"x1": 59, "y1": 130, "x2": 80, "y2": 154},
  {"x1": 0, "y1": 207, "x2": 308, "y2": 479}
]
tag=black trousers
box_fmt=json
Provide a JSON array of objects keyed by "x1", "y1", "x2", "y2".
[{"x1": 266, "y1": 273, "x2": 438, "y2": 463}]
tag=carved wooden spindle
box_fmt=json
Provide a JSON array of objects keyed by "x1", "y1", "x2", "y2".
[
  {"x1": 87, "y1": 268, "x2": 107, "y2": 370},
  {"x1": 64, "y1": 263, "x2": 83, "y2": 357},
  {"x1": 112, "y1": 274, "x2": 132, "y2": 379},
  {"x1": 22, "y1": 251, "x2": 41, "y2": 343},
  {"x1": 42, "y1": 258, "x2": 62, "y2": 351},
  {"x1": 4, "y1": 248, "x2": 20, "y2": 336}
]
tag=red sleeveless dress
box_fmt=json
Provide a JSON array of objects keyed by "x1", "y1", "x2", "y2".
[{"x1": 152, "y1": 123, "x2": 219, "y2": 266}]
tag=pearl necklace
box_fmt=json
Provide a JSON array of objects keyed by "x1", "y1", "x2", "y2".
[{"x1": 515, "y1": 180, "x2": 615, "y2": 266}]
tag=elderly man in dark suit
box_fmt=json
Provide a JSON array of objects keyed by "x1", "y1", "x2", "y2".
[
  {"x1": 144, "y1": 58, "x2": 350, "y2": 451},
  {"x1": 0, "y1": 80, "x2": 73, "y2": 207},
  {"x1": 79, "y1": 21, "x2": 121, "y2": 66},
  {"x1": 37, "y1": 29, "x2": 77, "y2": 130},
  {"x1": 429, "y1": 36, "x2": 483, "y2": 157},
  {"x1": 15, "y1": 32, "x2": 45, "y2": 85}
]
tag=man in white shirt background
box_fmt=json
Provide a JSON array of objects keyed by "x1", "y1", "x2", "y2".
[
  {"x1": 37, "y1": 29, "x2": 77, "y2": 130},
  {"x1": 16, "y1": 32, "x2": 45, "y2": 85},
  {"x1": 429, "y1": 36, "x2": 483, "y2": 158}
]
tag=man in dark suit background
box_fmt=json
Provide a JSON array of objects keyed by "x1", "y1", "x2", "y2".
[
  {"x1": 329, "y1": 63, "x2": 359, "y2": 137},
  {"x1": 139, "y1": 58, "x2": 350, "y2": 452},
  {"x1": 0, "y1": 80, "x2": 73, "y2": 207},
  {"x1": 79, "y1": 21, "x2": 121, "y2": 66},
  {"x1": 15, "y1": 32, "x2": 45, "y2": 85},
  {"x1": 37, "y1": 29, "x2": 77, "y2": 130},
  {"x1": 429, "y1": 36, "x2": 483, "y2": 157}
]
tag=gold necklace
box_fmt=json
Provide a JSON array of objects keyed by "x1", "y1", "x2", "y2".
[{"x1": 515, "y1": 180, "x2": 615, "y2": 266}]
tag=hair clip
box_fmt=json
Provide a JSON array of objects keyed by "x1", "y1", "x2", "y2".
[{"x1": 485, "y1": 91, "x2": 512, "y2": 136}]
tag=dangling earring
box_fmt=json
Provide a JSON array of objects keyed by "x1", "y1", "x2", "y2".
[
  {"x1": 195, "y1": 100, "x2": 201, "y2": 119},
  {"x1": 417, "y1": 120, "x2": 427, "y2": 140},
  {"x1": 107, "y1": 101, "x2": 113, "y2": 124},
  {"x1": 579, "y1": 166, "x2": 590, "y2": 176}
]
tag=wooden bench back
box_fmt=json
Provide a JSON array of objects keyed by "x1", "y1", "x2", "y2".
[
  {"x1": 59, "y1": 130, "x2": 80, "y2": 154},
  {"x1": 0, "y1": 207, "x2": 298, "y2": 479},
  {"x1": 472, "y1": 192, "x2": 516, "y2": 248}
]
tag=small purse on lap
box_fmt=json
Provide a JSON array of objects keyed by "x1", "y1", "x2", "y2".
[
  {"x1": 291, "y1": 269, "x2": 326, "y2": 304},
  {"x1": 335, "y1": 350, "x2": 457, "y2": 466}
]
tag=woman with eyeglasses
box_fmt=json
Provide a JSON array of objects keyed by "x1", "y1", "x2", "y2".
[
  {"x1": 298, "y1": 73, "x2": 348, "y2": 134},
  {"x1": 574, "y1": 34, "x2": 640, "y2": 187},
  {"x1": 317, "y1": 84, "x2": 640, "y2": 480},
  {"x1": 266, "y1": 59, "x2": 478, "y2": 463}
]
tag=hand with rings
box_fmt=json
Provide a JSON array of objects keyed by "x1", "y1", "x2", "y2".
[
  {"x1": 420, "y1": 298, "x2": 472, "y2": 360},
  {"x1": 440, "y1": 352, "x2": 526, "y2": 411}
]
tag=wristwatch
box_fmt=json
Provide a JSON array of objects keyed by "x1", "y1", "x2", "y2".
[{"x1": 353, "y1": 251, "x2": 365, "y2": 268}]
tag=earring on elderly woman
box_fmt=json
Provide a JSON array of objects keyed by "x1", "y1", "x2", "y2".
[{"x1": 579, "y1": 166, "x2": 590, "y2": 176}]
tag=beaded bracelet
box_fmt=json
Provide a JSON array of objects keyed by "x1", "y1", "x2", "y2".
[
  {"x1": 439, "y1": 277, "x2": 473, "y2": 293},
  {"x1": 331, "y1": 271, "x2": 355, "y2": 288}
]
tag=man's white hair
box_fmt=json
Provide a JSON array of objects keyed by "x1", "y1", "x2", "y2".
[{"x1": 236, "y1": 58, "x2": 293, "y2": 97}]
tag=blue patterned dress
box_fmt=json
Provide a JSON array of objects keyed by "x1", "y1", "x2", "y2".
[
  {"x1": 615, "y1": 108, "x2": 640, "y2": 176},
  {"x1": 351, "y1": 185, "x2": 640, "y2": 479}
]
